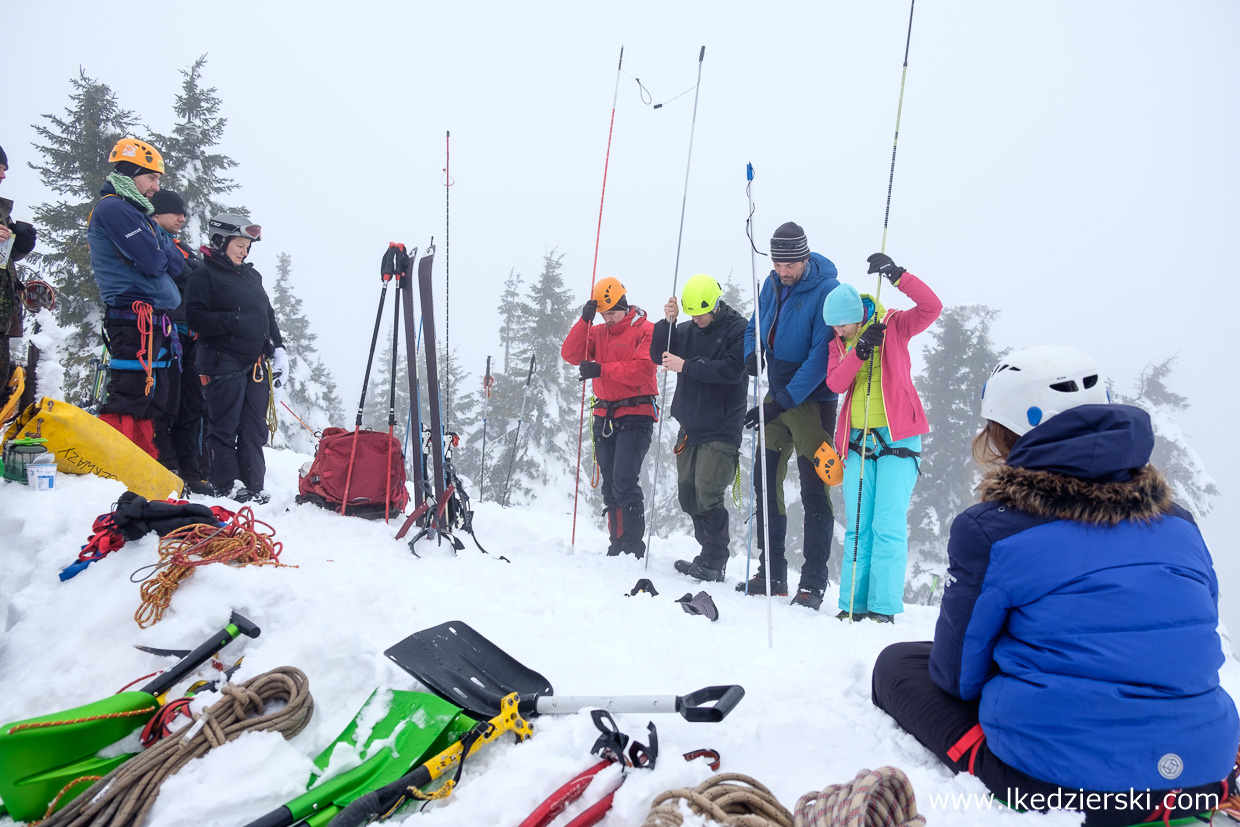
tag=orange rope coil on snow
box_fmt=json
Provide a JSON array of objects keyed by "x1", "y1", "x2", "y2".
[{"x1": 134, "y1": 508, "x2": 292, "y2": 628}]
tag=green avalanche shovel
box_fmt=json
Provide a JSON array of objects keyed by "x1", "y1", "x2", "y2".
[
  {"x1": 0, "y1": 611, "x2": 260, "y2": 822},
  {"x1": 243, "y1": 690, "x2": 476, "y2": 827}
]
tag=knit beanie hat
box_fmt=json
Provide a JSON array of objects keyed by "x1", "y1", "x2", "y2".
[
  {"x1": 0, "y1": 145, "x2": 8, "y2": 168},
  {"x1": 770, "y1": 222, "x2": 810, "y2": 262},
  {"x1": 150, "y1": 190, "x2": 186, "y2": 216},
  {"x1": 613, "y1": 294, "x2": 630, "y2": 312},
  {"x1": 823, "y1": 283, "x2": 864, "y2": 326}
]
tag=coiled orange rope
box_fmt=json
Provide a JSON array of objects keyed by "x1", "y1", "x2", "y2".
[
  {"x1": 134, "y1": 508, "x2": 293, "y2": 628},
  {"x1": 131, "y1": 300, "x2": 155, "y2": 396}
]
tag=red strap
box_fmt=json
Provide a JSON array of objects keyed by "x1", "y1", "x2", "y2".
[{"x1": 947, "y1": 723, "x2": 985, "y2": 764}]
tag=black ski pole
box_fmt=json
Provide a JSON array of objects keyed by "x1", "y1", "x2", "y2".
[
  {"x1": 340, "y1": 252, "x2": 396, "y2": 515},
  {"x1": 848, "y1": 0, "x2": 916, "y2": 621},
  {"x1": 385, "y1": 245, "x2": 407, "y2": 524},
  {"x1": 479, "y1": 356, "x2": 494, "y2": 500},
  {"x1": 645, "y1": 45, "x2": 706, "y2": 569},
  {"x1": 501, "y1": 353, "x2": 537, "y2": 508}
]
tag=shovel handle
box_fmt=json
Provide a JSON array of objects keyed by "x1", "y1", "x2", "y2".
[
  {"x1": 676, "y1": 685, "x2": 745, "y2": 722},
  {"x1": 241, "y1": 805, "x2": 293, "y2": 827},
  {"x1": 531, "y1": 685, "x2": 745, "y2": 722},
  {"x1": 139, "y1": 611, "x2": 261, "y2": 698}
]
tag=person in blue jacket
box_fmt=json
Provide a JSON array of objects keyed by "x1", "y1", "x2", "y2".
[
  {"x1": 872, "y1": 345, "x2": 1238, "y2": 825},
  {"x1": 88, "y1": 137, "x2": 184, "y2": 460},
  {"x1": 740, "y1": 222, "x2": 840, "y2": 609}
]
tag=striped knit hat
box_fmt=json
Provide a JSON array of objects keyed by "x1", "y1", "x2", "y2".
[{"x1": 770, "y1": 222, "x2": 810, "y2": 262}]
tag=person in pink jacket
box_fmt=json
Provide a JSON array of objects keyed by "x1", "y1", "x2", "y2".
[{"x1": 824, "y1": 253, "x2": 942, "y2": 623}]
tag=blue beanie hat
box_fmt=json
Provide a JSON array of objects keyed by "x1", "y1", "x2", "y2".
[{"x1": 823, "y1": 284, "x2": 864, "y2": 325}]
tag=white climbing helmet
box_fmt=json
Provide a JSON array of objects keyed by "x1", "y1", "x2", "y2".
[{"x1": 980, "y1": 345, "x2": 1110, "y2": 436}]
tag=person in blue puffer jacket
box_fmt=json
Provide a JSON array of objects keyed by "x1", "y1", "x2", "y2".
[
  {"x1": 739, "y1": 221, "x2": 840, "y2": 609},
  {"x1": 872, "y1": 345, "x2": 1238, "y2": 825},
  {"x1": 88, "y1": 137, "x2": 184, "y2": 461}
]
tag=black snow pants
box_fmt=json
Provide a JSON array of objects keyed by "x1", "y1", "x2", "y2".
[
  {"x1": 594, "y1": 413, "x2": 653, "y2": 557},
  {"x1": 201, "y1": 348, "x2": 269, "y2": 492},
  {"x1": 871, "y1": 641, "x2": 1229, "y2": 826}
]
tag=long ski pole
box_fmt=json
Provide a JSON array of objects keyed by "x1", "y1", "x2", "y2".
[
  {"x1": 341, "y1": 258, "x2": 395, "y2": 515},
  {"x1": 746, "y1": 163, "x2": 776, "y2": 647},
  {"x1": 479, "y1": 355, "x2": 494, "y2": 500},
  {"x1": 444, "y1": 130, "x2": 453, "y2": 422},
  {"x1": 386, "y1": 251, "x2": 403, "y2": 523},
  {"x1": 848, "y1": 0, "x2": 916, "y2": 621},
  {"x1": 644, "y1": 45, "x2": 705, "y2": 570},
  {"x1": 571, "y1": 46, "x2": 625, "y2": 549},
  {"x1": 501, "y1": 353, "x2": 537, "y2": 508}
]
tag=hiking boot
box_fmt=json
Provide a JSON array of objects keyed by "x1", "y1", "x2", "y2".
[
  {"x1": 185, "y1": 478, "x2": 216, "y2": 496},
  {"x1": 674, "y1": 559, "x2": 725, "y2": 583},
  {"x1": 234, "y1": 488, "x2": 271, "y2": 505},
  {"x1": 791, "y1": 588, "x2": 824, "y2": 611},
  {"x1": 866, "y1": 612, "x2": 896, "y2": 624},
  {"x1": 734, "y1": 573, "x2": 789, "y2": 596},
  {"x1": 835, "y1": 609, "x2": 860, "y2": 622}
]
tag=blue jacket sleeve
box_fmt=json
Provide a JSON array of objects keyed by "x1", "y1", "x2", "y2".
[
  {"x1": 94, "y1": 201, "x2": 169, "y2": 280},
  {"x1": 930, "y1": 509, "x2": 1010, "y2": 700},
  {"x1": 157, "y1": 228, "x2": 186, "y2": 278},
  {"x1": 776, "y1": 281, "x2": 836, "y2": 409}
]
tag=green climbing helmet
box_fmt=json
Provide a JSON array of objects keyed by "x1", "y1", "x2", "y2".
[{"x1": 681, "y1": 274, "x2": 722, "y2": 316}]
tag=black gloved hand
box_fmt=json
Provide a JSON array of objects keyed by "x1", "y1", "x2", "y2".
[
  {"x1": 743, "y1": 399, "x2": 785, "y2": 430},
  {"x1": 745, "y1": 352, "x2": 758, "y2": 377},
  {"x1": 581, "y1": 300, "x2": 598, "y2": 324},
  {"x1": 854, "y1": 322, "x2": 887, "y2": 362},
  {"x1": 866, "y1": 253, "x2": 906, "y2": 284},
  {"x1": 578, "y1": 361, "x2": 603, "y2": 381}
]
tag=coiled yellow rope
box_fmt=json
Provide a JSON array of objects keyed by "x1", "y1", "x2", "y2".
[{"x1": 643, "y1": 767, "x2": 925, "y2": 827}]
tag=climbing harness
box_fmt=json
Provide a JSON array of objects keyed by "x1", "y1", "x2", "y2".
[{"x1": 847, "y1": 428, "x2": 921, "y2": 475}]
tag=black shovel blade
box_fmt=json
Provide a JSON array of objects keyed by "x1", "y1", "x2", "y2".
[{"x1": 384, "y1": 621, "x2": 553, "y2": 720}]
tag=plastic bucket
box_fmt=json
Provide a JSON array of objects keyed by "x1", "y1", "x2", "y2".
[{"x1": 25, "y1": 463, "x2": 56, "y2": 491}]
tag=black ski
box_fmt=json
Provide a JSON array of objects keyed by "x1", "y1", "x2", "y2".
[
  {"x1": 416, "y1": 243, "x2": 447, "y2": 509},
  {"x1": 399, "y1": 247, "x2": 427, "y2": 511}
]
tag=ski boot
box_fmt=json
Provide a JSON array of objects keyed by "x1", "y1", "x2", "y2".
[{"x1": 674, "y1": 559, "x2": 726, "y2": 582}]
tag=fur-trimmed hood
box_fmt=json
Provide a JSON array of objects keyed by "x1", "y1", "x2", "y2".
[
  {"x1": 977, "y1": 463, "x2": 1173, "y2": 526},
  {"x1": 978, "y1": 404, "x2": 1174, "y2": 525}
]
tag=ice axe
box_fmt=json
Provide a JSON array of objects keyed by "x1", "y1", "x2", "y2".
[
  {"x1": 0, "y1": 611, "x2": 259, "y2": 822},
  {"x1": 384, "y1": 620, "x2": 745, "y2": 722}
]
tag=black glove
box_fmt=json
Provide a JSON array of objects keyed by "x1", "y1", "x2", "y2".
[
  {"x1": 745, "y1": 349, "x2": 766, "y2": 377},
  {"x1": 866, "y1": 253, "x2": 906, "y2": 284},
  {"x1": 581, "y1": 300, "x2": 598, "y2": 324},
  {"x1": 12, "y1": 222, "x2": 37, "y2": 259},
  {"x1": 578, "y1": 361, "x2": 602, "y2": 381},
  {"x1": 743, "y1": 400, "x2": 785, "y2": 430},
  {"x1": 854, "y1": 322, "x2": 887, "y2": 362}
]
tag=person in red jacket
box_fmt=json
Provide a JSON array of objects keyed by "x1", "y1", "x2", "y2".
[{"x1": 562, "y1": 277, "x2": 658, "y2": 557}]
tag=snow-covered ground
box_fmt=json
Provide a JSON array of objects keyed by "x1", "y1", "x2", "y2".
[{"x1": 2, "y1": 447, "x2": 1237, "y2": 827}]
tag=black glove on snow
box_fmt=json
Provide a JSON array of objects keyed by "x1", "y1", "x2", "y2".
[
  {"x1": 578, "y1": 361, "x2": 603, "y2": 381},
  {"x1": 581, "y1": 300, "x2": 598, "y2": 324},
  {"x1": 866, "y1": 253, "x2": 906, "y2": 284},
  {"x1": 854, "y1": 322, "x2": 887, "y2": 362},
  {"x1": 743, "y1": 399, "x2": 785, "y2": 430}
]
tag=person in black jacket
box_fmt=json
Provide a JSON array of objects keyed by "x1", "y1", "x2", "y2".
[
  {"x1": 150, "y1": 190, "x2": 207, "y2": 485},
  {"x1": 650, "y1": 275, "x2": 748, "y2": 582},
  {"x1": 185, "y1": 213, "x2": 285, "y2": 504}
]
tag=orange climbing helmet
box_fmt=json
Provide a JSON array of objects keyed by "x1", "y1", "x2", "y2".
[
  {"x1": 813, "y1": 441, "x2": 844, "y2": 486},
  {"x1": 109, "y1": 137, "x2": 165, "y2": 174},
  {"x1": 592, "y1": 277, "x2": 627, "y2": 312}
]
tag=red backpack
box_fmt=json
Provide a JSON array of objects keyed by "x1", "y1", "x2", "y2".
[{"x1": 296, "y1": 427, "x2": 410, "y2": 519}]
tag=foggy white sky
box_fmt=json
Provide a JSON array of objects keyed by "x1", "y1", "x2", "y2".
[{"x1": 7, "y1": 1, "x2": 1238, "y2": 645}]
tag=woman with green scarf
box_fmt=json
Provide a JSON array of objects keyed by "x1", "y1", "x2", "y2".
[{"x1": 87, "y1": 137, "x2": 184, "y2": 461}]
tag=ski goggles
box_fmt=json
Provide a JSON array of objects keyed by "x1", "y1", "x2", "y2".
[{"x1": 209, "y1": 219, "x2": 262, "y2": 242}]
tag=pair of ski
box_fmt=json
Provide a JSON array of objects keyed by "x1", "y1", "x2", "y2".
[{"x1": 353, "y1": 242, "x2": 476, "y2": 552}]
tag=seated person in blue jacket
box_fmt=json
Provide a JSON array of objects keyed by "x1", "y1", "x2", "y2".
[{"x1": 871, "y1": 345, "x2": 1238, "y2": 825}]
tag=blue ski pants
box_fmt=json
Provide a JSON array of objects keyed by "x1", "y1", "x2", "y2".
[{"x1": 838, "y1": 427, "x2": 920, "y2": 616}]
